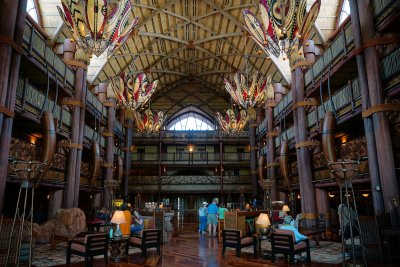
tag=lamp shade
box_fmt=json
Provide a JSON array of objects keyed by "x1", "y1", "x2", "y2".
[
  {"x1": 111, "y1": 210, "x2": 126, "y2": 224},
  {"x1": 282, "y1": 205, "x2": 290, "y2": 212},
  {"x1": 256, "y1": 213, "x2": 271, "y2": 226}
]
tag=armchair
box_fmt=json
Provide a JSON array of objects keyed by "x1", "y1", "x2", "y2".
[
  {"x1": 66, "y1": 233, "x2": 109, "y2": 267},
  {"x1": 270, "y1": 229, "x2": 310, "y2": 264},
  {"x1": 221, "y1": 229, "x2": 256, "y2": 258},
  {"x1": 126, "y1": 229, "x2": 161, "y2": 258}
]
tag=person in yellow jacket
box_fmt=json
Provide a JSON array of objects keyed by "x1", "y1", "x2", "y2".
[{"x1": 119, "y1": 204, "x2": 132, "y2": 237}]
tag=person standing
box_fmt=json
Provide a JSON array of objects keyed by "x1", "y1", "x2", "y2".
[
  {"x1": 207, "y1": 198, "x2": 219, "y2": 237},
  {"x1": 198, "y1": 202, "x2": 208, "y2": 234}
]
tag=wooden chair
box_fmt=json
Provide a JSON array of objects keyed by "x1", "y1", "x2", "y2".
[
  {"x1": 221, "y1": 229, "x2": 256, "y2": 258},
  {"x1": 126, "y1": 229, "x2": 161, "y2": 258},
  {"x1": 270, "y1": 229, "x2": 310, "y2": 264},
  {"x1": 66, "y1": 233, "x2": 109, "y2": 267}
]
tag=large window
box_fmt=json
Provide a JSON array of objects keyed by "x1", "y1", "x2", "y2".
[
  {"x1": 27, "y1": 0, "x2": 39, "y2": 23},
  {"x1": 338, "y1": 0, "x2": 350, "y2": 26},
  {"x1": 167, "y1": 112, "x2": 215, "y2": 131}
]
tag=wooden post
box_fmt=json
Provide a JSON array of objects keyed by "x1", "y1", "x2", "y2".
[
  {"x1": 219, "y1": 130, "x2": 223, "y2": 198},
  {"x1": 105, "y1": 97, "x2": 115, "y2": 209},
  {"x1": 63, "y1": 40, "x2": 87, "y2": 208},
  {"x1": 358, "y1": 0, "x2": 399, "y2": 219},
  {"x1": 349, "y1": 0, "x2": 385, "y2": 215},
  {"x1": 249, "y1": 119, "x2": 258, "y2": 198},
  {"x1": 315, "y1": 188, "x2": 330, "y2": 228},
  {"x1": 123, "y1": 118, "x2": 133, "y2": 200},
  {"x1": 0, "y1": 0, "x2": 28, "y2": 214},
  {"x1": 158, "y1": 130, "x2": 162, "y2": 203},
  {"x1": 292, "y1": 41, "x2": 317, "y2": 227}
]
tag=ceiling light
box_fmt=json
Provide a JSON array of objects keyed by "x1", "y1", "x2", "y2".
[
  {"x1": 243, "y1": 0, "x2": 321, "y2": 62},
  {"x1": 58, "y1": 0, "x2": 139, "y2": 57},
  {"x1": 216, "y1": 108, "x2": 249, "y2": 135}
]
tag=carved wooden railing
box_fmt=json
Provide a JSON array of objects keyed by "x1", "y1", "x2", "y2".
[
  {"x1": 83, "y1": 125, "x2": 106, "y2": 148},
  {"x1": 372, "y1": 0, "x2": 400, "y2": 26},
  {"x1": 381, "y1": 47, "x2": 400, "y2": 91},
  {"x1": 15, "y1": 76, "x2": 72, "y2": 132},
  {"x1": 304, "y1": 21, "x2": 354, "y2": 90},
  {"x1": 86, "y1": 89, "x2": 107, "y2": 120},
  {"x1": 22, "y1": 18, "x2": 75, "y2": 93},
  {"x1": 129, "y1": 175, "x2": 252, "y2": 185}
]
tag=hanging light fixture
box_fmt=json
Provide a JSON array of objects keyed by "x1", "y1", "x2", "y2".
[
  {"x1": 242, "y1": 0, "x2": 321, "y2": 60},
  {"x1": 133, "y1": 108, "x2": 166, "y2": 134},
  {"x1": 216, "y1": 108, "x2": 249, "y2": 135},
  {"x1": 109, "y1": 71, "x2": 158, "y2": 111},
  {"x1": 224, "y1": 72, "x2": 272, "y2": 110},
  {"x1": 57, "y1": 0, "x2": 139, "y2": 57}
]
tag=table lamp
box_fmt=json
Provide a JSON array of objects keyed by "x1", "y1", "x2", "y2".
[
  {"x1": 256, "y1": 213, "x2": 271, "y2": 235},
  {"x1": 282, "y1": 205, "x2": 290, "y2": 212},
  {"x1": 111, "y1": 210, "x2": 126, "y2": 238}
]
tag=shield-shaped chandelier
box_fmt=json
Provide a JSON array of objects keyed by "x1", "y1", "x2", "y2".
[
  {"x1": 57, "y1": 0, "x2": 139, "y2": 57},
  {"x1": 243, "y1": 0, "x2": 321, "y2": 58},
  {"x1": 133, "y1": 108, "x2": 166, "y2": 134},
  {"x1": 110, "y1": 72, "x2": 158, "y2": 111},
  {"x1": 216, "y1": 108, "x2": 249, "y2": 135},
  {"x1": 224, "y1": 72, "x2": 272, "y2": 110}
]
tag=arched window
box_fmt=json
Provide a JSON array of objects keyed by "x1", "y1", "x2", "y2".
[
  {"x1": 26, "y1": 0, "x2": 39, "y2": 24},
  {"x1": 338, "y1": 0, "x2": 350, "y2": 26},
  {"x1": 167, "y1": 112, "x2": 215, "y2": 131}
]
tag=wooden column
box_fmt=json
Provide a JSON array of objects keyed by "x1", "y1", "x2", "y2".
[
  {"x1": 292, "y1": 42, "x2": 317, "y2": 227},
  {"x1": 349, "y1": 0, "x2": 385, "y2": 215},
  {"x1": 279, "y1": 191, "x2": 288, "y2": 203},
  {"x1": 266, "y1": 83, "x2": 285, "y2": 201},
  {"x1": 104, "y1": 96, "x2": 116, "y2": 209},
  {"x1": 249, "y1": 119, "x2": 258, "y2": 198},
  {"x1": 219, "y1": 130, "x2": 223, "y2": 198},
  {"x1": 123, "y1": 118, "x2": 133, "y2": 200},
  {"x1": 358, "y1": 0, "x2": 399, "y2": 218},
  {"x1": 158, "y1": 130, "x2": 162, "y2": 203},
  {"x1": 63, "y1": 40, "x2": 87, "y2": 208},
  {"x1": 0, "y1": 0, "x2": 27, "y2": 214},
  {"x1": 48, "y1": 189, "x2": 63, "y2": 220},
  {"x1": 315, "y1": 188, "x2": 330, "y2": 228}
]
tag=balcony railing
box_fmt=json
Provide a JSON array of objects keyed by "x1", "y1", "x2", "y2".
[
  {"x1": 129, "y1": 175, "x2": 252, "y2": 185},
  {"x1": 131, "y1": 152, "x2": 250, "y2": 164}
]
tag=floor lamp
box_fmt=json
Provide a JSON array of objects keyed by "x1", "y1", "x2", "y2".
[
  {"x1": 7, "y1": 158, "x2": 47, "y2": 267},
  {"x1": 328, "y1": 160, "x2": 366, "y2": 267}
]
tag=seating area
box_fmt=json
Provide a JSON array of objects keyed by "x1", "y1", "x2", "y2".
[
  {"x1": 66, "y1": 233, "x2": 109, "y2": 266},
  {"x1": 221, "y1": 229, "x2": 256, "y2": 257},
  {"x1": 270, "y1": 229, "x2": 311, "y2": 264},
  {"x1": 126, "y1": 229, "x2": 161, "y2": 258}
]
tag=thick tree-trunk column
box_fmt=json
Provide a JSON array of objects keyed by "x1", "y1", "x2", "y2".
[
  {"x1": 104, "y1": 97, "x2": 116, "y2": 209},
  {"x1": 0, "y1": 0, "x2": 27, "y2": 214},
  {"x1": 63, "y1": 39, "x2": 87, "y2": 208},
  {"x1": 219, "y1": 130, "x2": 223, "y2": 198},
  {"x1": 158, "y1": 131, "x2": 162, "y2": 203},
  {"x1": 123, "y1": 118, "x2": 133, "y2": 200},
  {"x1": 249, "y1": 119, "x2": 258, "y2": 198},
  {"x1": 292, "y1": 44, "x2": 317, "y2": 227},
  {"x1": 48, "y1": 190, "x2": 63, "y2": 220},
  {"x1": 315, "y1": 188, "x2": 330, "y2": 228},
  {"x1": 350, "y1": 0, "x2": 385, "y2": 215}
]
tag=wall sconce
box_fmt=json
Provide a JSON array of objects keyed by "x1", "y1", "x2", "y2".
[
  {"x1": 297, "y1": 193, "x2": 300, "y2": 199},
  {"x1": 29, "y1": 135, "x2": 37, "y2": 145},
  {"x1": 90, "y1": 194, "x2": 93, "y2": 199},
  {"x1": 362, "y1": 193, "x2": 369, "y2": 198},
  {"x1": 47, "y1": 194, "x2": 50, "y2": 200},
  {"x1": 328, "y1": 192, "x2": 335, "y2": 198}
]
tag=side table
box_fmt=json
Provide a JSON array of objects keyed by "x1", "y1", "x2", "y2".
[
  {"x1": 109, "y1": 237, "x2": 128, "y2": 262},
  {"x1": 254, "y1": 234, "x2": 271, "y2": 259}
]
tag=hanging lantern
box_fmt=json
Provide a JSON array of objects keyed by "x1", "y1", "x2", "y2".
[
  {"x1": 57, "y1": 0, "x2": 139, "y2": 57},
  {"x1": 216, "y1": 108, "x2": 249, "y2": 135},
  {"x1": 224, "y1": 72, "x2": 271, "y2": 110},
  {"x1": 133, "y1": 108, "x2": 166, "y2": 134},
  {"x1": 110, "y1": 71, "x2": 158, "y2": 111},
  {"x1": 243, "y1": 0, "x2": 321, "y2": 59}
]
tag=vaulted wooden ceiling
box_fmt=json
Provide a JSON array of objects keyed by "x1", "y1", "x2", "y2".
[{"x1": 37, "y1": 0, "x2": 342, "y2": 123}]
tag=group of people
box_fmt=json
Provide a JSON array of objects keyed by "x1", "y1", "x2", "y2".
[
  {"x1": 97, "y1": 204, "x2": 145, "y2": 237},
  {"x1": 198, "y1": 198, "x2": 228, "y2": 237}
]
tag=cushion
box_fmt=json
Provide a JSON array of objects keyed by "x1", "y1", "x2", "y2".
[
  {"x1": 275, "y1": 229, "x2": 295, "y2": 242},
  {"x1": 71, "y1": 243, "x2": 85, "y2": 252},
  {"x1": 241, "y1": 237, "x2": 253, "y2": 245},
  {"x1": 129, "y1": 236, "x2": 142, "y2": 245},
  {"x1": 294, "y1": 241, "x2": 307, "y2": 250}
]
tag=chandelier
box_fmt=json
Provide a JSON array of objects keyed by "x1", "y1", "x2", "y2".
[
  {"x1": 224, "y1": 72, "x2": 272, "y2": 110},
  {"x1": 216, "y1": 108, "x2": 249, "y2": 135},
  {"x1": 243, "y1": 0, "x2": 321, "y2": 59},
  {"x1": 57, "y1": 0, "x2": 139, "y2": 57},
  {"x1": 133, "y1": 108, "x2": 166, "y2": 134},
  {"x1": 110, "y1": 71, "x2": 158, "y2": 111}
]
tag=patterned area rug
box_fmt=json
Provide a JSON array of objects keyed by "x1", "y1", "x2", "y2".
[
  {"x1": 32, "y1": 242, "x2": 150, "y2": 267},
  {"x1": 228, "y1": 240, "x2": 348, "y2": 264}
]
